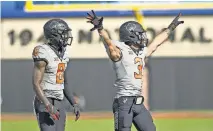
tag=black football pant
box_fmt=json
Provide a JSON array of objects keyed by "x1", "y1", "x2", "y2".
[
  {"x1": 33, "y1": 97, "x2": 66, "y2": 131},
  {"x1": 113, "y1": 96, "x2": 156, "y2": 131}
]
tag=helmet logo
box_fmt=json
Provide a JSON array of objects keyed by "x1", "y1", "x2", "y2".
[
  {"x1": 126, "y1": 23, "x2": 136, "y2": 33},
  {"x1": 57, "y1": 23, "x2": 66, "y2": 31},
  {"x1": 49, "y1": 21, "x2": 58, "y2": 29},
  {"x1": 49, "y1": 21, "x2": 65, "y2": 33}
]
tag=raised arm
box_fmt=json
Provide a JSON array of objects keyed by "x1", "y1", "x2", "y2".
[
  {"x1": 146, "y1": 13, "x2": 184, "y2": 57},
  {"x1": 86, "y1": 10, "x2": 121, "y2": 61},
  {"x1": 98, "y1": 29, "x2": 121, "y2": 61}
]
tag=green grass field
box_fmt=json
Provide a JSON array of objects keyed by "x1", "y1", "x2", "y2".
[{"x1": 2, "y1": 118, "x2": 213, "y2": 131}]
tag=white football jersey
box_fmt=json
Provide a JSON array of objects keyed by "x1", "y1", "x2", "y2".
[
  {"x1": 105, "y1": 40, "x2": 147, "y2": 98},
  {"x1": 32, "y1": 44, "x2": 69, "y2": 100}
]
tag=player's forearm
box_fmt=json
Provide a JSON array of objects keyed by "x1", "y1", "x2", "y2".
[
  {"x1": 151, "y1": 28, "x2": 169, "y2": 47},
  {"x1": 98, "y1": 28, "x2": 121, "y2": 61},
  {"x1": 63, "y1": 84, "x2": 76, "y2": 106},
  {"x1": 146, "y1": 13, "x2": 184, "y2": 57},
  {"x1": 98, "y1": 29, "x2": 113, "y2": 47},
  {"x1": 33, "y1": 84, "x2": 50, "y2": 106},
  {"x1": 146, "y1": 29, "x2": 170, "y2": 57},
  {"x1": 63, "y1": 72, "x2": 77, "y2": 106}
]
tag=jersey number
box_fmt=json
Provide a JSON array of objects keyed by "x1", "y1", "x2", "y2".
[
  {"x1": 134, "y1": 57, "x2": 143, "y2": 79},
  {"x1": 56, "y1": 63, "x2": 65, "y2": 84}
]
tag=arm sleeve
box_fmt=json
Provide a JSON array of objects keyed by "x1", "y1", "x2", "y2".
[
  {"x1": 63, "y1": 62, "x2": 76, "y2": 107},
  {"x1": 32, "y1": 46, "x2": 48, "y2": 65}
]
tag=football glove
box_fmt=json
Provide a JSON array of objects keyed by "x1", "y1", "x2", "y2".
[
  {"x1": 168, "y1": 13, "x2": 184, "y2": 32},
  {"x1": 73, "y1": 104, "x2": 81, "y2": 121},
  {"x1": 45, "y1": 103, "x2": 60, "y2": 120},
  {"x1": 86, "y1": 10, "x2": 104, "y2": 31}
]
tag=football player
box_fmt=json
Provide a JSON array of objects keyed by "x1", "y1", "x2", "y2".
[
  {"x1": 86, "y1": 10, "x2": 183, "y2": 131},
  {"x1": 32, "y1": 19, "x2": 80, "y2": 131}
]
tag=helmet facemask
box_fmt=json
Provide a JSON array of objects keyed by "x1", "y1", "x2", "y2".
[
  {"x1": 58, "y1": 28, "x2": 73, "y2": 47},
  {"x1": 134, "y1": 31, "x2": 148, "y2": 49},
  {"x1": 49, "y1": 28, "x2": 73, "y2": 52},
  {"x1": 126, "y1": 31, "x2": 148, "y2": 51}
]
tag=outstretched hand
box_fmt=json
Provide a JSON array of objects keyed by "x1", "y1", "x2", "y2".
[
  {"x1": 168, "y1": 13, "x2": 184, "y2": 31},
  {"x1": 86, "y1": 10, "x2": 104, "y2": 31}
]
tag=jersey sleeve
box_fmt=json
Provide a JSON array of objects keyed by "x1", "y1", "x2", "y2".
[{"x1": 32, "y1": 46, "x2": 49, "y2": 64}]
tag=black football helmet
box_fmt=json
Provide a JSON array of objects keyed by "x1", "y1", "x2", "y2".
[
  {"x1": 43, "y1": 19, "x2": 73, "y2": 51},
  {"x1": 119, "y1": 21, "x2": 148, "y2": 49}
]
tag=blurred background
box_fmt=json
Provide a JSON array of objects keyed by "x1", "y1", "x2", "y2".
[{"x1": 1, "y1": 1, "x2": 213, "y2": 131}]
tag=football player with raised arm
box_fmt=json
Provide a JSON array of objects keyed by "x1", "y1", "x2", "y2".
[{"x1": 86, "y1": 10, "x2": 184, "y2": 131}]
